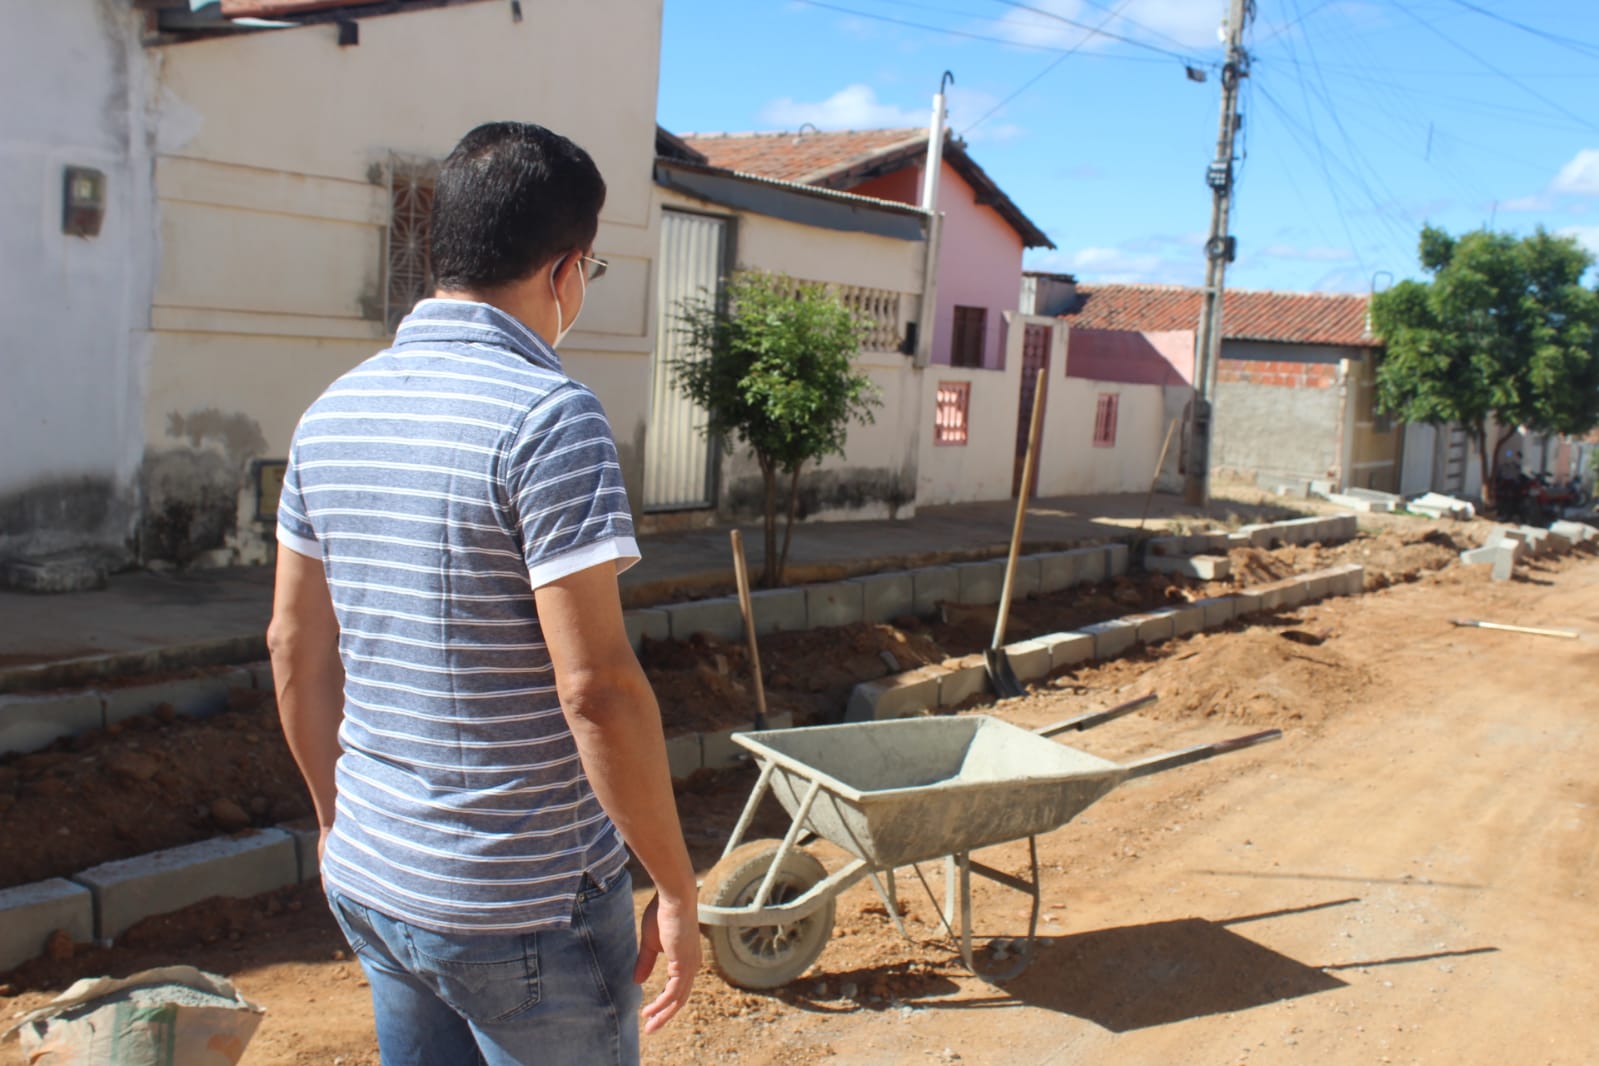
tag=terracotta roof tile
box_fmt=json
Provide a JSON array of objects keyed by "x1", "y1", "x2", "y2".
[
  {"x1": 1061, "y1": 284, "x2": 1378, "y2": 348},
  {"x1": 678, "y1": 128, "x2": 926, "y2": 185}
]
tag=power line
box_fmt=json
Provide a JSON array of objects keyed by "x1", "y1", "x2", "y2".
[
  {"x1": 1390, "y1": 0, "x2": 1599, "y2": 134},
  {"x1": 789, "y1": 0, "x2": 1177, "y2": 60},
  {"x1": 981, "y1": 0, "x2": 1205, "y2": 63},
  {"x1": 1439, "y1": 0, "x2": 1599, "y2": 63},
  {"x1": 963, "y1": 0, "x2": 1138, "y2": 135}
]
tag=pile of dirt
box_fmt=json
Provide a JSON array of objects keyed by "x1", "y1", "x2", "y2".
[
  {"x1": 1228, "y1": 527, "x2": 1474, "y2": 592},
  {"x1": 0, "y1": 694, "x2": 312, "y2": 890},
  {"x1": 1065, "y1": 616, "x2": 1376, "y2": 733}
]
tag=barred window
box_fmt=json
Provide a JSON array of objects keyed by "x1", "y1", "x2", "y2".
[
  {"x1": 1093, "y1": 393, "x2": 1119, "y2": 448},
  {"x1": 386, "y1": 156, "x2": 439, "y2": 331},
  {"x1": 951, "y1": 305, "x2": 986, "y2": 368},
  {"x1": 935, "y1": 381, "x2": 971, "y2": 446}
]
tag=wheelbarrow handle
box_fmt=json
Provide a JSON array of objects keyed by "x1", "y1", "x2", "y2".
[
  {"x1": 1035, "y1": 693, "x2": 1158, "y2": 738},
  {"x1": 1121, "y1": 728, "x2": 1282, "y2": 779}
]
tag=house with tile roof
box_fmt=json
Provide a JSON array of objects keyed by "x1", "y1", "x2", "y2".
[
  {"x1": 680, "y1": 127, "x2": 1054, "y2": 372},
  {"x1": 1051, "y1": 281, "x2": 1408, "y2": 494},
  {"x1": 652, "y1": 128, "x2": 1184, "y2": 513}
]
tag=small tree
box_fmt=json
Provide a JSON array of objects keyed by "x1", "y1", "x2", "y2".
[
  {"x1": 1371, "y1": 225, "x2": 1599, "y2": 503},
  {"x1": 674, "y1": 270, "x2": 881, "y2": 586}
]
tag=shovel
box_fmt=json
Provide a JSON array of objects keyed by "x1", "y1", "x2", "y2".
[{"x1": 987, "y1": 368, "x2": 1047, "y2": 699}]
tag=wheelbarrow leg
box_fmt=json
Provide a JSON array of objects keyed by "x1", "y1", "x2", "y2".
[
  {"x1": 866, "y1": 868, "x2": 909, "y2": 941},
  {"x1": 720, "y1": 760, "x2": 776, "y2": 860},
  {"x1": 937, "y1": 839, "x2": 1043, "y2": 983}
]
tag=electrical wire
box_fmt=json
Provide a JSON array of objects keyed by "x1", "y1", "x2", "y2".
[
  {"x1": 1438, "y1": 0, "x2": 1599, "y2": 63},
  {"x1": 962, "y1": 0, "x2": 1139, "y2": 136},
  {"x1": 1389, "y1": 0, "x2": 1599, "y2": 134},
  {"x1": 979, "y1": 0, "x2": 1206, "y2": 63},
  {"x1": 789, "y1": 0, "x2": 1176, "y2": 60}
]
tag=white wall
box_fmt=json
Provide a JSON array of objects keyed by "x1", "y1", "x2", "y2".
[
  {"x1": 916, "y1": 315, "x2": 1177, "y2": 505},
  {"x1": 0, "y1": 0, "x2": 156, "y2": 562},
  {"x1": 142, "y1": 0, "x2": 663, "y2": 563},
  {"x1": 654, "y1": 187, "x2": 927, "y2": 523}
]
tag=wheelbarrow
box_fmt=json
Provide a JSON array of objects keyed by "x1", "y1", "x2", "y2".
[{"x1": 697, "y1": 695, "x2": 1279, "y2": 989}]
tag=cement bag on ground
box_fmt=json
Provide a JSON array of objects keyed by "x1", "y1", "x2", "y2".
[{"x1": 8, "y1": 965, "x2": 265, "y2": 1065}]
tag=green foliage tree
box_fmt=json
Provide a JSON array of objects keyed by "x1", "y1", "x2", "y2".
[
  {"x1": 1370, "y1": 225, "x2": 1599, "y2": 503},
  {"x1": 673, "y1": 270, "x2": 881, "y2": 587}
]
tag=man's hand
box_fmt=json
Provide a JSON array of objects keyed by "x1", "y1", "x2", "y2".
[{"x1": 634, "y1": 891, "x2": 701, "y2": 1034}]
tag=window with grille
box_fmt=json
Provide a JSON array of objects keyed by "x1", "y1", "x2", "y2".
[
  {"x1": 386, "y1": 156, "x2": 439, "y2": 331},
  {"x1": 950, "y1": 305, "x2": 986, "y2": 368},
  {"x1": 934, "y1": 381, "x2": 971, "y2": 446},
  {"x1": 1092, "y1": 393, "x2": 1119, "y2": 448}
]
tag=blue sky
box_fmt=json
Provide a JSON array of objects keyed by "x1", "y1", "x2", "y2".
[{"x1": 657, "y1": 1, "x2": 1599, "y2": 294}]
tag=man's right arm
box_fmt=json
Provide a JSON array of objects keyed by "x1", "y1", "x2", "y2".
[{"x1": 535, "y1": 562, "x2": 700, "y2": 1034}]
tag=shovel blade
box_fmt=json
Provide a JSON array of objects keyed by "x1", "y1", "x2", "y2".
[{"x1": 984, "y1": 647, "x2": 1026, "y2": 700}]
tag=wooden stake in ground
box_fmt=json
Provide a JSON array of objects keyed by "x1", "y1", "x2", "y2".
[
  {"x1": 1138, "y1": 417, "x2": 1182, "y2": 532},
  {"x1": 730, "y1": 529, "x2": 769, "y2": 729},
  {"x1": 988, "y1": 368, "x2": 1047, "y2": 699}
]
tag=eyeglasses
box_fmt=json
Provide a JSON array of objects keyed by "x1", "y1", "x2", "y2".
[{"x1": 581, "y1": 254, "x2": 608, "y2": 282}]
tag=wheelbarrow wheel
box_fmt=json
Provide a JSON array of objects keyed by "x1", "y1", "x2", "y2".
[{"x1": 701, "y1": 839, "x2": 834, "y2": 990}]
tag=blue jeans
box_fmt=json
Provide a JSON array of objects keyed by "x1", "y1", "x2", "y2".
[{"x1": 328, "y1": 871, "x2": 641, "y2": 1066}]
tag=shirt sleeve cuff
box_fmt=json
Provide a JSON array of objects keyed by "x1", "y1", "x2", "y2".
[
  {"x1": 526, "y1": 536, "x2": 641, "y2": 590},
  {"x1": 276, "y1": 524, "x2": 321, "y2": 559}
]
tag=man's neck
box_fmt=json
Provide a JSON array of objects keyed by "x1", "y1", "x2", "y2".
[{"x1": 433, "y1": 285, "x2": 557, "y2": 346}]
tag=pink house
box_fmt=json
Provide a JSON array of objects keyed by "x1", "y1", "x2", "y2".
[{"x1": 679, "y1": 128, "x2": 1054, "y2": 369}]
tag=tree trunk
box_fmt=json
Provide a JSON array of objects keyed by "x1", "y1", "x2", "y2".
[
  {"x1": 1474, "y1": 424, "x2": 1492, "y2": 506},
  {"x1": 759, "y1": 458, "x2": 779, "y2": 588},
  {"x1": 776, "y1": 464, "x2": 804, "y2": 587}
]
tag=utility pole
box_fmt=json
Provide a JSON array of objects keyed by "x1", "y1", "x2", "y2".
[{"x1": 1184, "y1": 0, "x2": 1251, "y2": 506}]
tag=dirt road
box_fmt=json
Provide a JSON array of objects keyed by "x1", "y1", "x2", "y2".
[{"x1": 5, "y1": 552, "x2": 1596, "y2": 1064}]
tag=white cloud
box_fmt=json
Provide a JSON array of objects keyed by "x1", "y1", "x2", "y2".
[
  {"x1": 995, "y1": 0, "x2": 1225, "y2": 53},
  {"x1": 1029, "y1": 243, "x2": 1201, "y2": 286},
  {"x1": 1500, "y1": 193, "x2": 1556, "y2": 213},
  {"x1": 1257, "y1": 243, "x2": 1356, "y2": 262},
  {"x1": 1558, "y1": 225, "x2": 1599, "y2": 256},
  {"x1": 758, "y1": 85, "x2": 923, "y2": 131},
  {"x1": 1552, "y1": 149, "x2": 1599, "y2": 196}
]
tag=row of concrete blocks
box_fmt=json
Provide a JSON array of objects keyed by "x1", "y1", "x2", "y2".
[
  {"x1": 1144, "y1": 514, "x2": 1360, "y2": 582},
  {"x1": 0, "y1": 822, "x2": 322, "y2": 973},
  {"x1": 0, "y1": 546, "x2": 1138, "y2": 759},
  {"x1": 845, "y1": 563, "x2": 1367, "y2": 723},
  {"x1": 0, "y1": 662, "x2": 275, "y2": 759},
  {"x1": 1462, "y1": 520, "x2": 1598, "y2": 580},
  {"x1": 624, "y1": 542, "x2": 1131, "y2": 650},
  {"x1": 0, "y1": 560, "x2": 1367, "y2": 974}
]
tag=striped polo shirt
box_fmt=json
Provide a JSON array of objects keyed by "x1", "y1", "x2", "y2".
[{"x1": 277, "y1": 298, "x2": 638, "y2": 934}]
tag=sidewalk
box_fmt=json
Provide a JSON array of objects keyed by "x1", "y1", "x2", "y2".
[{"x1": 0, "y1": 490, "x2": 1303, "y2": 693}]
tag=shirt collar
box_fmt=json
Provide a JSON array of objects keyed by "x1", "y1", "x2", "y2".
[{"x1": 392, "y1": 299, "x2": 563, "y2": 373}]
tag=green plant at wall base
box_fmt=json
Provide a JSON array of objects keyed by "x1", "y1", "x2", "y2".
[
  {"x1": 673, "y1": 270, "x2": 881, "y2": 587},
  {"x1": 1370, "y1": 225, "x2": 1599, "y2": 503}
]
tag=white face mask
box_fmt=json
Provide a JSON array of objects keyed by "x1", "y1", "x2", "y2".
[{"x1": 550, "y1": 254, "x2": 586, "y2": 347}]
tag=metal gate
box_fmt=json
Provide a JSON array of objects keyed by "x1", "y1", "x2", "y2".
[
  {"x1": 1441, "y1": 426, "x2": 1469, "y2": 495},
  {"x1": 645, "y1": 211, "x2": 727, "y2": 511},
  {"x1": 1012, "y1": 324, "x2": 1052, "y2": 498}
]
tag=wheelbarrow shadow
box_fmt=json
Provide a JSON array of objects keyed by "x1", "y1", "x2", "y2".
[{"x1": 997, "y1": 914, "x2": 1347, "y2": 1031}]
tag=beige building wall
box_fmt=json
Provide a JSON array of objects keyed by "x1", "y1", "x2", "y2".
[{"x1": 144, "y1": 0, "x2": 663, "y2": 563}]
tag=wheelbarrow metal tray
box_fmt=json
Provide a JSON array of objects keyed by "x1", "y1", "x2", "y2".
[{"x1": 733, "y1": 716, "x2": 1126, "y2": 869}]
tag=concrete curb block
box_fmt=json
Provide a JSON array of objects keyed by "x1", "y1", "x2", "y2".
[
  {"x1": 1, "y1": 691, "x2": 105, "y2": 757},
  {"x1": 1128, "y1": 610, "x2": 1176, "y2": 645},
  {"x1": 281, "y1": 823, "x2": 322, "y2": 884},
  {"x1": 1042, "y1": 631, "x2": 1094, "y2": 669},
  {"x1": 850, "y1": 571, "x2": 914, "y2": 623},
  {"x1": 73, "y1": 829, "x2": 299, "y2": 939},
  {"x1": 911, "y1": 566, "x2": 959, "y2": 615},
  {"x1": 1082, "y1": 619, "x2": 1139, "y2": 660},
  {"x1": 0, "y1": 879, "x2": 95, "y2": 971},
  {"x1": 938, "y1": 656, "x2": 990, "y2": 708},
  {"x1": 624, "y1": 608, "x2": 670, "y2": 653},
  {"x1": 805, "y1": 582, "x2": 865, "y2": 629},
  {"x1": 1195, "y1": 596, "x2": 1238, "y2": 627},
  {"x1": 749, "y1": 587, "x2": 807, "y2": 634},
  {"x1": 103, "y1": 668, "x2": 253, "y2": 726},
  {"x1": 1004, "y1": 638, "x2": 1053, "y2": 681},
  {"x1": 1145, "y1": 554, "x2": 1231, "y2": 580},
  {"x1": 1169, "y1": 603, "x2": 1206, "y2": 636},
  {"x1": 953, "y1": 560, "x2": 1006, "y2": 605}
]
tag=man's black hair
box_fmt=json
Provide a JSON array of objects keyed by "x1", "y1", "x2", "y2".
[{"x1": 429, "y1": 122, "x2": 607, "y2": 291}]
